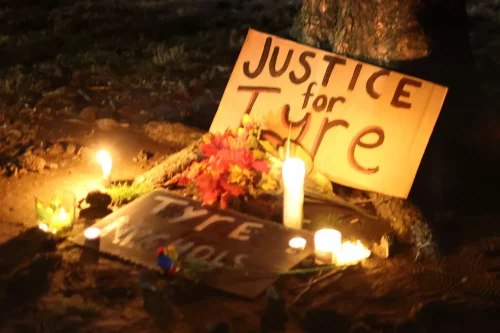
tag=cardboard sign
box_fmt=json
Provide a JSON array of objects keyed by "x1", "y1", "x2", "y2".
[
  {"x1": 72, "y1": 189, "x2": 314, "y2": 298},
  {"x1": 210, "y1": 29, "x2": 448, "y2": 198}
]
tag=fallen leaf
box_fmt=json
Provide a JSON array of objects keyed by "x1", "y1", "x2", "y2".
[{"x1": 304, "y1": 170, "x2": 333, "y2": 195}]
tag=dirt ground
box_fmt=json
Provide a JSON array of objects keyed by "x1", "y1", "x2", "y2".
[{"x1": 1, "y1": 0, "x2": 500, "y2": 332}]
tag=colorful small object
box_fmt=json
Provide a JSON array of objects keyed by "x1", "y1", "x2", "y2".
[
  {"x1": 156, "y1": 245, "x2": 179, "y2": 275},
  {"x1": 165, "y1": 244, "x2": 179, "y2": 261}
]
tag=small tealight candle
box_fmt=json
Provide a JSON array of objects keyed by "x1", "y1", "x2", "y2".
[
  {"x1": 50, "y1": 207, "x2": 71, "y2": 230},
  {"x1": 314, "y1": 229, "x2": 342, "y2": 265},
  {"x1": 84, "y1": 227, "x2": 101, "y2": 240},
  {"x1": 289, "y1": 237, "x2": 307, "y2": 252},
  {"x1": 83, "y1": 227, "x2": 101, "y2": 252},
  {"x1": 282, "y1": 158, "x2": 306, "y2": 230},
  {"x1": 36, "y1": 190, "x2": 75, "y2": 238},
  {"x1": 81, "y1": 227, "x2": 101, "y2": 264}
]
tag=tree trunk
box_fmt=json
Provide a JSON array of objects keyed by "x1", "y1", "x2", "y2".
[
  {"x1": 291, "y1": 0, "x2": 432, "y2": 63},
  {"x1": 292, "y1": 0, "x2": 482, "y2": 258}
]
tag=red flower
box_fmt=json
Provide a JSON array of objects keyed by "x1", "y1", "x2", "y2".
[
  {"x1": 156, "y1": 246, "x2": 165, "y2": 256},
  {"x1": 167, "y1": 117, "x2": 273, "y2": 208},
  {"x1": 196, "y1": 173, "x2": 220, "y2": 206},
  {"x1": 252, "y1": 160, "x2": 270, "y2": 173}
]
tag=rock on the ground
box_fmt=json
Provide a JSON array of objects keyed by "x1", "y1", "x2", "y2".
[
  {"x1": 65, "y1": 143, "x2": 76, "y2": 155},
  {"x1": 32, "y1": 147, "x2": 44, "y2": 156},
  {"x1": 46, "y1": 143, "x2": 65, "y2": 156},
  {"x1": 18, "y1": 154, "x2": 46, "y2": 172},
  {"x1": 79, "y1": 106, "x2": 98, "y2": 122},
  {"x1": 77, "y1": 147, "x2": 97, "y2": 163},
  {"x1": 85, "y1": 190, "x2": 112, "y2": 209},
  {"x1": 95, "y1": 118, "x2": 128, "y2": 130}
]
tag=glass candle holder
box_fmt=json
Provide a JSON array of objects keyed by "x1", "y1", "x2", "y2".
[
  {"x1": 35, "y1": 189, "x2": 76, "y2": 238},
  {"x1": 314, "y1": 229, "x2": 342, "y2": 265}
]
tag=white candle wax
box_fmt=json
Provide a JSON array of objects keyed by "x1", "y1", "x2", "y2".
[
  {"x1": 288, "y1": 237, "x2": 307, "y2": 251},
  {"x1": 84, "y1": 227, "x2": 101, "y2": 240},
  {"x1": 314, "y1": 229, "x2": 342, "y2": 264},
  {"x1": 282, "y1": 158, "x2": 306, "y2": 229}
]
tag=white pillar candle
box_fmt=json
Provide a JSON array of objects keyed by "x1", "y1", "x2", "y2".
[
  {"x1": 314, "y1": 229, "x2": 342, "y2": 265},
  {"x1": 282, "y1": 158, "x2": 306, "y2": 229}
]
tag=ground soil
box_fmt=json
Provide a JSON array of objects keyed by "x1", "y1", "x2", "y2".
[{"x1": 1, "y1": 0, "x2": 500, "y2": 332}]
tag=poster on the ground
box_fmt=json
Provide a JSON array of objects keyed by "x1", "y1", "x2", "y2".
[
  {"x1": 210, "y1": 29, "x2": 448, "y2": 198},
  {"x1": 71, "y1": 189, "x2": 314, "y2": 298}
]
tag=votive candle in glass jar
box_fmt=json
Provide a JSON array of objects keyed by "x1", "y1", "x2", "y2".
[{"x1": 36, "y1": 189, "x2": 75, "y2": 238}]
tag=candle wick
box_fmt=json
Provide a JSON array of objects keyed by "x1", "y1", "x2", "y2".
[{"x1": 286, "y1": 123, "x2": 291, "y2": 159}]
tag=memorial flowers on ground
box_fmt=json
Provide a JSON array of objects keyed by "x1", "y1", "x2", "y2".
[{"x1": 167, "y1": 114, "x2": 281, "y2": 208}]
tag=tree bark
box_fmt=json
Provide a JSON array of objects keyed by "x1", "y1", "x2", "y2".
[
  {"x1": 292, "y1": 0, "x2": 480, "y2": 258},
  {"x1": 133, "y1": 140, "x2": 203, "y2": 188},
  {"x1": 291, "y1": 0, "x2": 430, "y2": 63}
]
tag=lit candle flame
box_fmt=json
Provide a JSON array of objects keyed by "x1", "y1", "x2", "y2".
[
  {"x1": 96, "y1": 150, "x2": 112, "y2": 179},
  {"x1": 57, "y1": 207, "x2": 68, "y2": 219},
  {"x1": 337, "y1": 240, "x2": 371, "y2": 266}
]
